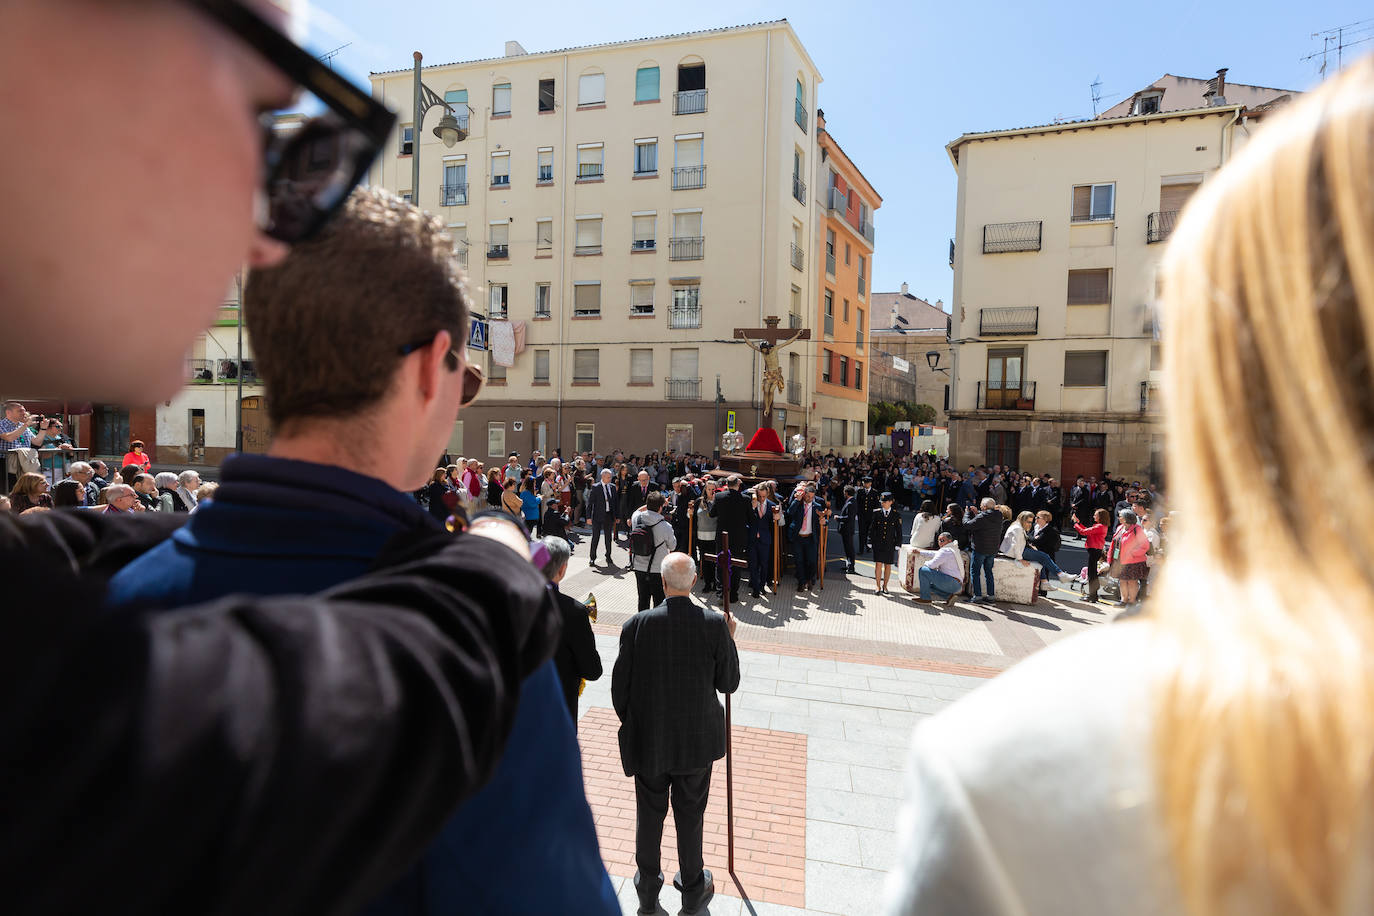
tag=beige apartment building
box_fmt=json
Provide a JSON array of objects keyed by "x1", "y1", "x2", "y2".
[
  {"x1": 868, "y1": 285, "x2": 950, "y2": 426},
  {"x1": 945, "y1": 70, "x2": 1295, "y2": 483},
  {"x1": 368, "y1": 22, "x2": 826, "y2": 460}
]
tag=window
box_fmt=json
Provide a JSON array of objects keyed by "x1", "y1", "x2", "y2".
[
  {"x1": 490, "y1": 151, "x2": 510, "y2": 186},
  {"x1": 535, "y1": 218, "x2": 553, "y2": 254},
  {"x1": 399, "y1": 190, "x2": 413, "y2": 203},
  {"x1": 630, "y1": 348, "x2": 653, "y2": 384},
  {"x1": 487, "y1": 421, "x2": 505, "y2": 458},
  {"x1": 1067, "y1": 268, "x2": 1112, "y2": 305},
  {"x1": 537, "y1": 147, "x2": 554, "y2": 183},
  {"x1": 674, "y1": 134, "x2": 703, "y2": 168},
  {"x1": 851, "y1": 419, "x2": 864, "y2": 445},
  {"x1": 442, "y1": 161, "x2": 467, "y2": 206},
  {"x1": 670, "y1": 284, "x2": 701, "y2": 328},
  {"x1": 636, "y1": 66, "x2": 660, "y2": 102},
  {"x1": 1064, "y1": 350, "x2": 1108, "y2": 387},
  {"x1": 489, "y1": 283, "x2": 508, "y2": 319},
  {"x1": 573, "y1": 349, "x2": 599, "y2": 383},
  {"x1": 538, "y1": 78, "x2": 555, "y2": 113},
  {"x1": 534, "y1": 282, "x2": 551, "y2": 318},
  {"x1": 400, "y1": 124, "x2": 413, "y2": 155},
  {"x1": 1071, "y1": 183, "x2": 1115, "y2": 222},
  {"x1": 855, "y1": 362, "x2": 863, "y2": 391},
  {"x1": 670, "y1": 348, "x2": 699, "y2": 381},
  {"x1": 634, "y1": 138, "x2": 657, "y2": 175},
  {"x1": 574, "y1": 217, "x2": 602, "y2": 255},
  {"x1": 492, "y1": 82, "x2": 511, "y2": 116},
  {"x1": 1133, "y1": 91, "x2": 1162, "y2": 115},
  {"x1": 844, "y1": 242, "x2": 851, "y2": 266},
  {"x1": 446, "y1": 420, "x2": 465, "y2": 456},
  {"x1": 449, "y1": 223, "x2": 468, "y2": 266},
  {"x1": 839, "y1": 355, "x2": 849, "y2": 387},
  {"x1": 1150, "y1": 343, "x2": 1162, "y2": 371},
  {"x1": 577, "y1": 144, "x2": 603, "y2": 180},
  {"x1": 445, "y1": 88, "x2": 468, "y2": 111},
  {"x1": 822, "y1": 349, "x2": 833, "y2": 383},
  {"x1": 790, "y1": 285, "x2": 801, "y2": 323},
  {"x1": 670, "y1": 211, "x2": 703, "y2": 260},
  {"x1": 843, "y1": 298, "x2": 850, "y2": 322},
  {"x1": 533, "y1": 349, "x2": 550, "y2": 383},
  {"x1": 1159, "y1": 177, "x2": 1200, "y2": 214},
  {"x1": 824, "y1": 290, "x2": 834, "y2": 337},
  {"x1": 575, "y1": 423, "x2": 595, "y2": 454},
  {"x1": 573, "y1": 282, "x2": 601, "y2": 317},
  {"x1": 632, "y1": 213, "x2": 656, "y2": 250},
  {"x1": 630, "y1": 282, "x2": 654, "y2": 316},
  {"x1": 678, "y1": 63, "x2": 705, "y2": 91},
  {"x1": 825, "y1": 229, "x2": 836, "y2": 276},
  {"x1": 858, "y1": 255, "x2": 867, "y2": 297},
  {"x1": 986, "y1": 348, "x2": 1024, "y2": 400},
  {"x1": 578, "y1": 72, "x2": 605, "y2": 106},
  {"x1": 487, "y1": 351, "x2": 506, "y2": 383},
  {"x1": 488, "y1": 221, "x2": 509, "y2": 257},
  {"x1": 795, "y1": 79, "x2": 806, "y2": 130},
  {"x1": 856, "y1": 309, "x2": 865, "y2": 351},
  {"x1": 822, "y1": 418, "x2": 845, "y2": 447},
  {"x1": 985, "y1": 431, "x2": 1020, "y2": 468}
]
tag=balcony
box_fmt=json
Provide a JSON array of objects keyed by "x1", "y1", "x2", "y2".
[
  {"x1": 665, "y1": 377, "x2": 702, "y2": 400},
  {"x1": 630, "y1": 301, "x2": 655, "y2": 317},
  {"x1": 440, "y1": 182, "x2": 468, "y2": 207},
  {"x1": 787, "y1": 380, "x2": 801, "y2": 405},
  {"x1": 487, "y1": 244, "x2": 509, "y2": 259},
  {"x1": 792, "y1": 175, "x2": 807, "y2": 205},
  {"x1": 788, "y1": 312, "x2": 802, "y2": 329},
  {"x1": 948, "y1": 238, "x2": 955, "y2": 268},
  {"x1": 217, "y1": 359, "x2": 258, "y2": 384},
  {"x1": 824, "y1": 314, "x2": 834, "y2": 338},
  {"x1": 976, "y1": 380, "x2": 1036, "y2": 410},
  {"x1": 187, "y1": 359, "x2": 215, "y2": 384},
  {"x1": 982, "y1": 220, "x2": 1041, "y2": 253},
  {"x1": 633, "y1": 238, "x2": 656, "y2": 251},
  {"x1": 537, "y1": 165, "x2": 553, "y2": 183},
  {"x1": 674, "y1": 89, "x2": 708, "y2": 115},
  {"x1": 857, "y1": 274, "x2": 866, "y2": 297},
  {"x1": 827, "y1": 187, "x2": 846, "y2": 213},
  {"x1": 1140, "y1": 381, "x2": 1160, "y2": 413},
  {"x1": 1147, "y1": 210, "x2": 1178, "y2": 243},
  {"x1": 790, "y1": 243, "x2": 804, "y2": 270},
  {"x1": 669, "y1": 236, "x2": 704, "y2": 261},
  {"x1": 490, "y1": 305, "x2": 508, "y2": 320},
  {"x1": 672, "y1": 165, "x2": 706, "y2": 190},
  {"x1": 490, "y1": 174, "x2": 510, "y2": 187},
  {"x1": 795, "y1": 98, "x2": 807, "y2": 131},
  {"x1": 576, "y1": 163, "x2": 604, "y2": 180},
  {"x1": 860, "y1": 220, "x2": 875, "y2": 245},
  {"x1": 980, "y1": 306, "x2": 1038, "y2": 336},
  {"x1": 826, "y1": 252, "x2": 836, "y2": 276},
  {"x1": 668, "y1": 301, "x2": 702, "y2": 329}
]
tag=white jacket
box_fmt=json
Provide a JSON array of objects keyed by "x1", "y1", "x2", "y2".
[
  {"x1": 998, "y1": 522, "x2": 1026, "y2": 558},
  {"x1": 909, "y1": 512, "x2": 941, "y2": 549},
  {"x1": 628, "y1": 509, "x2": 676, "y2": 573}
]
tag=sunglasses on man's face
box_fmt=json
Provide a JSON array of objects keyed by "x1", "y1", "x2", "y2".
[
  {"x1": 188, "y1": 0, "x2": 397, "y2": 243},
  {"x1": 398, "y1": 338, "x2": 485, "y2": 406}
]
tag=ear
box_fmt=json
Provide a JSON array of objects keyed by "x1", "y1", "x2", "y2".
[{"x1": 417, "y1": 330, "x2": 454, "y2": 404}]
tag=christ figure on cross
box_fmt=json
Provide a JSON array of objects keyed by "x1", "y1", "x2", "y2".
[{"x1": 735, "y1": 316, "x2": 811, "y2": 424}]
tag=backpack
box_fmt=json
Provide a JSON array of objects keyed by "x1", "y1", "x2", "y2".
[{"x1": 630, "y1": 519, "x2": 659, "y2": 558}]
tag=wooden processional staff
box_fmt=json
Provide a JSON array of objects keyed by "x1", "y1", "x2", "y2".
[{"x1": 704, "y1": 531, "x2": 748, "y2": 874}]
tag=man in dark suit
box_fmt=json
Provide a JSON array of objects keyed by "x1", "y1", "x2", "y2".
[
  {"x1": 629, "y1": 469, "x2": 655, "y2": 515},
  {"x1": 746, "y1": 486, "x2": 781, "y2": 599},
  {"x1": 587, "y1": 467, "x2": 618, "y2": 565},
  {"x1": 855, "y1": 477, "x2": 878, "y2": 549},
  {"x1": 539, "y1": 536, "x2": 602, "y2": 727},
  {"x1": 669, "y1": 477, "x2": 695, "y2": 553},
  {"x1": 708, "y1": 474, "x2": 751, "y2": 602},
  {"x1": 785, "y1": 484, "x2": 825, "y2": 593},
  {"x1": 835, "y1": 484, "x2": 858, "y2": 573},
  {"x1": 612, "y1": 553, "x2": 740, "y2": 916},
  {"x1": 1069, "y1": 475, "x2": 1090, "y2": 527}
]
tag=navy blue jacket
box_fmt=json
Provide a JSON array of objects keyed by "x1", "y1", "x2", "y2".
[
  {"x1": 746, "y1": 498, "x2": 777, "y2": 550},
  {"x1": 107, "y1": 454, "x2": 616, "y2": 916}
]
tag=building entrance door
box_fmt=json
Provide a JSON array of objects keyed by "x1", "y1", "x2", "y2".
[
  {"x1": 1061, "y1": 432, "x2": 1106, "y2": 499},
  {"x1": 240, "y1": 397, "x2": 272, "y2": 454},
  {"x1": 189, "y1": 409, "x2": 206, "y2": 463},
  {"x1": 534, "y1": 421, "x2": 548, "y2": 457}
]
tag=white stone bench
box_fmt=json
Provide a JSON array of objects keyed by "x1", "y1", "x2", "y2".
[{"x1": 899, "y1": 546, "x2": 1042, "y2": 605}]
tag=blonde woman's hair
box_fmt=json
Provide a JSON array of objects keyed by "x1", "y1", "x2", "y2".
[
  {"x1": 1153, "y1": 56, "x2": 1374, "y2": 916},
  {"x1": 995, "y1": 504, "x2": 1012, "y2": 520},
  {"x1": 1016, "y1": 510, "x2": 1035, "y2": 527}
]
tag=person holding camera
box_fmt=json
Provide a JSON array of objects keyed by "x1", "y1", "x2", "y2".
[{"x1": 122, "y1": 440, "x2": 152, "y2": 473}]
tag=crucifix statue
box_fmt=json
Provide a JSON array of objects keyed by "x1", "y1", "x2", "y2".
[{"x1": 735, "y1": 316, "x2": 811, "y2": 424}]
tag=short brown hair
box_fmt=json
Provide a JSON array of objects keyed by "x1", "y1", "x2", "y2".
[{"x1": 244, "y1": 188, "x2": 468, "y2": 426}]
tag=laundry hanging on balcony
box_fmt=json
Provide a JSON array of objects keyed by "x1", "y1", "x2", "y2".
[{"x1": 489, "y1": 320, "x2": 527, "y2": 367}]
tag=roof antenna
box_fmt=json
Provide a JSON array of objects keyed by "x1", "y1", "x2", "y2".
[{"x1": 1090, "y1": 76, "x2": 1103, "y2": 117}]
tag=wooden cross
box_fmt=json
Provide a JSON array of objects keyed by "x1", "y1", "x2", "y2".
[
  {"x1": 703, "y1": 531, "x2": 750, "y2": 875},
  {"x1": 734, "y1": 316, "x2": 811, "y2": 426}
]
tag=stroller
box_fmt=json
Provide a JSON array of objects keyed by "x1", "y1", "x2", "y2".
[{"x1": 1068, "y1": 564, "x2": 1121, "y2": 602}]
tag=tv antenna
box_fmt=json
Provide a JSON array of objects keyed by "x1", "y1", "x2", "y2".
[
  {"x1": 317, "y1": 42, "x2": 352, "y2": 70},
  {"x1": 1090, "y1": 76, "x2": 1103, "y2": 117},
  {"x1": 1302, "y1": 18, "x2": 1374, "y2": 75}
]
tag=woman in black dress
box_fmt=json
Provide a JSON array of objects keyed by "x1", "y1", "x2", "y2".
[{"x1": 869, "y1": 491, "x2": 903, "y2": 595}]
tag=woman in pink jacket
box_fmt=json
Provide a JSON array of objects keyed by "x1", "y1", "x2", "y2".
[{"x1": 1107, "y1": 509, "x2": 1151, "y2": 606}]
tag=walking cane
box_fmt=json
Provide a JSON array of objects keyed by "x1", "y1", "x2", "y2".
[{"x1": 705, "y1": 531, "x2": 748, "y2": 875}]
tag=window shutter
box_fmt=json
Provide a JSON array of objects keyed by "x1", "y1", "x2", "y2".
[
  {"x1": 575, "y1": 219, "x2": 601, "y2": 248},
  {"x1": 534, "y1": 349, "x2": 550, "y2": 381},
  {"x1": 635, "y1": 67, "x2": 659, "y2": 102},
  {"x1": 631, "y1": 283, "x2": 654, "y2": 312},
  {"x1": 633, "y1": 215, "x2": 655, "y2": 243},
  {"x1": 1064, "y1": 351, "x2": 1108, "y2": 387},
  {"x1": 672, "y1": 212, "x2": 701, "y2": 237},
  {"x1": 536, "y1": 220, "x2": 553, "y2": 247},
  {"x1": 573, "y1": 349, "x2": 599, "y2": 380},
  {"x1": 630, "y1": 349, "x2": 653, "y2": 383},
  {"x1": 578, "y1": 73, "x2": 605, "y2": 105},
  {"x1": 490, "y1": 223, "x2": 508, "y2": 245},
  {"x1": 670, "y1": 348, "x2": 698, "y2": 379},
  {"x1": 1072, "y1": 185, "x2": 1092, "y2": 221},
  {"x1": 1159, "y1": 182, "x2": 1198, "y2": 213},
  {"x1": 574, "y1": 283, "x2": 600, "y2": 313},
  {"x1": 493, "y1": 83, "x2": 511, "y2": 114},
  {"x1": 1067, "y1": 269, "x2": 1111, "y2": 305},
  {"x1": 674, "y1": 137, "x2": 703, "y2": 167},
  {"x1": 445, "y1": 89, "x2": 468, "y2": 107}
]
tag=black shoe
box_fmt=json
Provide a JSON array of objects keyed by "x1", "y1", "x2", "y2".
[
  {"x1": 751, "y1": 590, "x2": 761, "y2": 599},
  {"x1": 677, "y1": 868, "x2": 714, "y2": 915},
  {"x1": 635, "y1": 870, "x2": 663, "y2": 915}
]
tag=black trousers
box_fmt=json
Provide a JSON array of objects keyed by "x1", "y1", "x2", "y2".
[
  {"x1": 695, "y1": 538, "x2": 717, "y2": 589},
  {"x1": 840, "y1": 527, "x2": 856, "y2": 566},
  {"x1": 589, "y1": 515, "x2": 615, "y2": 561},
  {"x1": 634, "y1": 766, "x2": 712, "y2": 900},
  {"x1": 635, "y1": 570, "x2": 664, "y2": 611},
  {"x1": 1086, "y1": 547, "x2": 1102, "y2": 600}
]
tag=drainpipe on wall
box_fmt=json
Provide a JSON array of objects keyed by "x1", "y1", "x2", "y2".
[
  {"x1": 556, "y1": 52, "x2": 569, "y2": 453},
  {"x1": 754, "y1": 30, "x2": 772, "y2": 431}
]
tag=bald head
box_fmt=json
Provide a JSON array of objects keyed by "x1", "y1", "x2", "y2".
[{"x1": 660, "y1": 552, "x2": 697, "y2": 594}]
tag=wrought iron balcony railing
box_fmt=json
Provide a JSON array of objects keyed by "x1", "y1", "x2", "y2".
[
  {"x1": 669, "y1": 236, "x2": 704, "y2": 261},
  {"x1": 633, "y1": 238, "x2": 656, "y2": 251},
  {"x1": 487, "y1": 244, "x2": 509, "y2": 259},
  {"x1": 665, "y1": 377, "x2": 702, "y2": 400},
  {"x1": 1147, "y1": 210, "x2": 1178, "y2": 243},
  {"x1": 576, "y1": 163, "x2": 604, "y2": 180},
  {"x1": 672, "y1": 165, "x2": 706, "y2": 190},
  {"x1": 792, "y1": 174, "x2": 806, "y2": 205},
  {"x1": 824, "y1": 314, "x2": 834, "y2": 338},
  {"x1": 674, "y1": 89, "x2": 707, "y2": 115},
  {"x1": 826, "y1": 252, "x2": 836, "y2": 276},
  {"x1": 788, "y1": 312, "x2": 802, "y2": 329},
  {"x1": 537, "y1": 165, "x2": 553, "y2": 182},
  {"x1": 857, "y1": 274, "x2": 866, "y2": 297},
  {"x1": 982, "y1": 220, "x2": 1041, "y2": 253},
  {"x1": 490, "y1": 174, "x2": 510, "y2": 187},
  {"x1": 979, "y1": 306, "x2": 1039, "y2": 336},
  {"x1": 217, "y1": 359, "x2": 258, "y2": 384},
  {"x1": 668, "y1": 302, "x2": 702, "y2": 329},
  {"x1": 976, "y1": 380, "x2": 1036, "y2": 410},
  {"x1": 440, "y1": 182, "x2": 468, "y2": 206},
  {"x1": 187, "y1": 359, "x2": 215, "y2": 384},
  {"x1": 790, "y1": 243, "x2": 804, "y2": 270},
  {"x1": 795, "y1": 98, "x2": 807, "y2": 131},
  {"x1": 948, "y1": 238, "x2": 955, "y2": 268}
]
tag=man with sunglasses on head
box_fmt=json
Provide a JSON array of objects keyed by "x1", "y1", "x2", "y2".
[{"x1": 0, "y1": 2, "x2": 563, "y2": 914}]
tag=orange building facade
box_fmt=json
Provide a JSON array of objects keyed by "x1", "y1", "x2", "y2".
[{"x1": 809, "y1": 112, "x2": 880, "y2": 455}]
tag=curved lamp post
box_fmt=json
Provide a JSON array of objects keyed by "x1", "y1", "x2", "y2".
[{"x1": 411, "y1": 51, "x2": 469, "y2": 207}]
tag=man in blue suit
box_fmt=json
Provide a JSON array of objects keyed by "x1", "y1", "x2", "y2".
[
  {"x1": 106, "y1": 190, "x2": 617, "y2": 916},
  {"x1": 785, "y1": 484, "x2": 827, "y2": 593},
  {"x1": 587, "y1": 466, "x2": 618, "y2": 565},
  {"x1": 745, "y1": 486, "x2": 780, "y2": 599}
]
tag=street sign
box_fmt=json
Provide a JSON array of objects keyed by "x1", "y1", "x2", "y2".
[
  {"x1": 726, "y1": 410, "x2": 736, "y2": 433},
  {"x1": 892, "y1": 356, "x2": 910, "y2": 373},
  {"x1": 468, "y1": 317, "x2": 488, "y2": 351}
]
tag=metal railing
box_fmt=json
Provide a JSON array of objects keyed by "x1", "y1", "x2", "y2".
[
  {"x1": 490, "y1": 174, "x2": 510, "y2": 187},
  {"x1": 668, "y1": 301, "x2": 702, "y2": 329},
  {"x1": 674, "y1": 89, "x2": 707, "y2": 114},
  {"x1": 1147, "y1": 210, "x2": 1178, "y2": 243},
  {"x1": 787, "y1": 380, "x2": 801, "y2": 404},
  {"x1": 217, "y1": 359, "x2": 258, "y2": 384},
  {"x1": 490, "y1": 305, "x2": 508, "y2": 320},
  {"x1": 976, "y1": 380, "x2": 1036, "y2": 410},
  {"x1": 826, "y1": 252, "x2": 836, "y2": 276},
  {"x1": 788, "y1": 312, "x2": 802, "y2": 329},
  {"x1": 665, "y1": 377, "x2": 702, "y2": 400},
  {"x1": 792, "y1": 174, "x2": 806, "y2": 205},
  {"x1": 982, "y1": 220, "x2": 1040, "y2": 253},
  {"x1": 576, "y1": 163, "x2": 604, "y2": 180},
  {"x1": 949, "y1": 238, "x2": 955, "y2": 268},
  {"x1": 790, "y1": 243, "x2": 804, "y2": 270},
  {"x1": 440, "y1": 182, "x2": 468, "y2": 206},
  {"x1": 487, "y1": 244, "x2": 509, "y2": 259},
  {"x1": 574, "y1": 244, "x2": 602, "y2": 256},
  {"x1": 187, "y1": 359, "x2": 214, "y2": 384},
  {"x1": 827, "y1": 187, "x2": 846, "y2": 212},
  {"x1": 456, "y1": 247, "x2": 469, "y2": 269},
  {"x1": 860, "y1": 220, "x2": 875, "y2": 244},
  {"x1": 795, "y1": 98, "x2": 807, "y2": 131},
  {"x1": 672, "y1": 165, "x2": 706, "y2": 190},
  {"x1": 979, "y1": 306, "x2": 1039, "y2": 336},
  {"x1": 856, "y1": 331, "x2": 864, "y2": 352},
  {"x1": 630, "y1": 301, "x2": 655, "y2": 316},
  {"x1": 633, "y1": 238, "x2": 656, "y2": 251},
  {"x1": 858, "y1": 274, "x2": 866, "y2": 296},
  {"x1": 534, "y1": 303, "x2": 551, "y2": 319},
  {"x1": 824, "y1": 314, "x2": 834, "y2": 337},
  {"x1": 573, "y1": 306, "x2": 601, "y2": 318},
  {"x1": 669, "y1": 236, "x2": 704, "y2": 260},
  {"x1": 537, "y1": 165, "x2": 553, "y2": 182}
]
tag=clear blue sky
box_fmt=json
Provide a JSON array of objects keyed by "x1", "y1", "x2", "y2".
[{"x1": 302, "y1": 0, "x2": 1369, "y2": 310}]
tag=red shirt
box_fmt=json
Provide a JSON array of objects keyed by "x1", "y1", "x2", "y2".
[
  {"x1": 122, "y1": 451, "x2": 151, "y2": 471},
  {"x1": 1073, "y1": 522, "x2": 1107, "y2": 550}
]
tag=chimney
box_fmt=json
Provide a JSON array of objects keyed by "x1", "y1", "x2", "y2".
[
  {"x1": 1205, "y1": 67, "x2": 1228, "y2": 106},
  {"x1": 504, "y1": 40, "x2": 528, "y2": 57},
  {"x1": 936, "y1": 299, "x2": 945, "y2": 312},
  {"x1": 900, "y1": 281, "x2": 909, "y2": 296},
  {"x1": 816, "y1": 108, "x2": 826, "y2": 131}
]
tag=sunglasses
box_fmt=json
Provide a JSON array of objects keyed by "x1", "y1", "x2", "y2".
[
  {"x1": 399, "y1": 337, "x2": 485, "y2": 406},
  {"x1": 188, "y1": 0, "x2": 397, "y2": 243}
]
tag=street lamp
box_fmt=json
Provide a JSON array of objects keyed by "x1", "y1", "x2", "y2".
[
  {"x1": 926, "y1": 350, "x2": 949, "y2": 374},
  {"x1": 411, "y1": 51, "x2": 469, "y2": 208}
]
